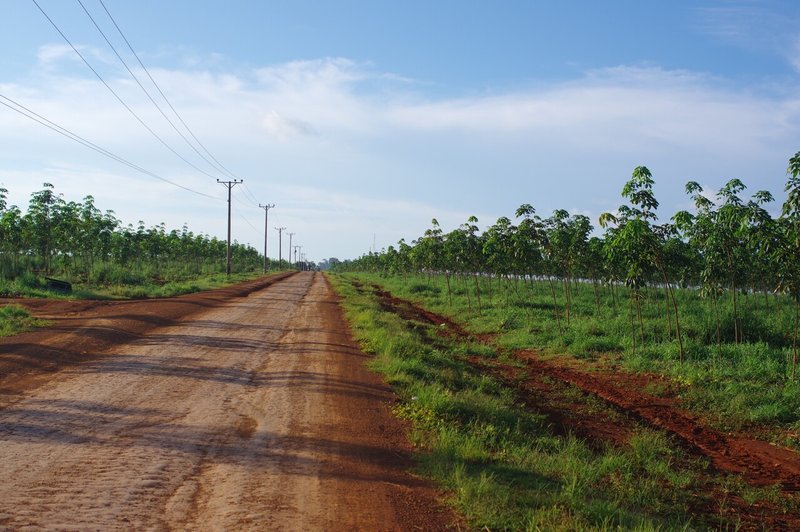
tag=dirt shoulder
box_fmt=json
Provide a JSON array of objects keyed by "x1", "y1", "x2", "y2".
[
  {"x1": 0, "y1": 272, "x2": 295, "y2": 405},
  {"x1": 0, "y1": 272, "x2": 459, "y2": 530}
]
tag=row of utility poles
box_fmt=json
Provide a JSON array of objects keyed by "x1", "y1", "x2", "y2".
[{"x1": 218, "y1": 180, "x2": 307, "y2": 274}]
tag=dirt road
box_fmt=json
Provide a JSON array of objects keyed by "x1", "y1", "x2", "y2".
[{"x1": 0, "y1": 272, "x2": 455, "y2": 530}]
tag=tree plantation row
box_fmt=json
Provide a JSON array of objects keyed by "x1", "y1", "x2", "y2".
[
  {"x1": 339, "y1": 150, "x2": 800, "y2": 378},
  {"x1": 0, "y1": 183, "x2": 263, "y2": 287}
]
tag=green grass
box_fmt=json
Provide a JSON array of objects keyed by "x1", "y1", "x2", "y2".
[
  {"x1": 0, "y1": 270, "x2": 273, "y2": 300},
  {"x1": 0, "y1": 304, "x2": 48, "y2": 337},
  {"x1": 355, "y1": 273, "x2": 800, "y2": 443},
  {"x1": 329, "y1": 273, "x2": 725, "y2": 530}
]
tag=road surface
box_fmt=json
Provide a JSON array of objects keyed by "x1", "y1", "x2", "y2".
[{"x1": 0, "y1": 272, "x2": 454, "y2": 530}]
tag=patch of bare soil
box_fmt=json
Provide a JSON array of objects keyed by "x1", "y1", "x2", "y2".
[
  {"x1": 515, "y1": 350, "x2": 800, "y2": 492},
  {"x1": 0, "y1": 272, "x2": 460, "y2": 530},
  {"x1": 370, "y1": 286, "x2": 800, "y2": 529},
  {"x1": 0, "y1": 272, "x2": 296, "y2": 403}
]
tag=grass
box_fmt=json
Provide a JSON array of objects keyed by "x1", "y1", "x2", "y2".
[
  {"x1": 0, "y1": 304, "x2": 48, "y2": 337},
  {"x1": 328, "y1": 273, "x2": 749, "y2": 530},
  {"x1": 354, "y1": 273, "x2": 800, "y2": 444},
  {"x1": 0, "y1": 270, "x2": 273, "y2": 300}
]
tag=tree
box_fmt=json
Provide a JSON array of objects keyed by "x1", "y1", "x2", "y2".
[
  {"x1": 602, "y1": 166, "x2": 684, "y2": 359},
  {"x1": 778, "y1": 150, "x2": 800, "y2": 379},
  {"x1": 24, "y1": 183, "x2": 61, "y2": 274}
]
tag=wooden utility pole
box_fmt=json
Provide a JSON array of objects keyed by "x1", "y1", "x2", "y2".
[
  {"x1": 287, "y1": 232, "x2": 295, "y2": 269},
  {"x1": 217, "y1": 179, "x2": 242, "y2": 275},
  {"x1": 275, "y1": 227, "x2": 286, "y2": 267},
  {"x1": 259, "y1": 203, "x2": 275, "y2": 273}
]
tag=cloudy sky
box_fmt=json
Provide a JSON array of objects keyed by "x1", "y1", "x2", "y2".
[{"x1": 1, "y1": 0, "x2": 799, "y2": 262}]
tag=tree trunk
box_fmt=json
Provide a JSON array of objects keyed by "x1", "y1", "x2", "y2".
[
  {"x1": 732, "y1": 279, "x2": 740, "y2": 344},
  {"x1": 591, "y1": 276, "x2": 600, "y2": 317},
  {"x1": 713, "y1": 296, "x2": 721, "y2": 350},
  {"x1": 463, "y1": 274, "x2": 472, "y2": 310},
  {"x1": 659, "y1": 266, "x2": 684, "y2": 362},
  {"x1": 473, "y1": 274, "x2": 482, "y2": 315},
  {"x1": 664, "y1": 286, "x2": 673, "y2": 339},
  {"x1": 548, "y1": 276, "x2": 564, "y2": 338},
  {"x1": 445, "y1": 272, "x2": 452, "y2": 306},
  {"x1": 611, "y1": 282, "x2": 618, "y2": 312},
  {"x1": 629, "y1": 294, "x2": 637, "y2": 354},
  {"x1": 793, "y1": 295, "x2": 798, "y2": 381},
  {"x1": 635, "y1": 291, "x2": 645, "y2": 346}
]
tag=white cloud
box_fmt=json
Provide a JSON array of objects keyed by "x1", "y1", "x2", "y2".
[
  {"x1": 792, "y1": 37, "x2": 800, "y2": 74},
  {"x1": 36, "y1": 44, "x2": 80, "y2": 65},
  {"x1": 692, "y1": 4, "x2": 800, "y2": 74},
  {"x1": 262, "y1": 111, "x2": 316, "y2": 140},
  {"x1": 1, "y1": 53, "x2": 799, "y2": 259},
  {"x1": 35, "y1": 43, "x2": 115, "y2": 71}
]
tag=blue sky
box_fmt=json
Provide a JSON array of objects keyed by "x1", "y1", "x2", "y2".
[{"x1": 1, "y1": 1, "x2": 799, "y2": 261}]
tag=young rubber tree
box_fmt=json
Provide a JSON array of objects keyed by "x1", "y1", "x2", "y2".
[
  {"x1": 459, "y1": 216, "x2": 484, "y2": 312},
  {"x1": 482, "y1": 216, "x2": 517, "y2": 307},
  {"x1": 778, "y1": 150, "x2": 800, "y2": 379},
  {"x1": 601, "y1": 166, "x2": 684, "y2": 359},
  {"x1": 544, "y1": 210, "x2": 575, "y2": 324},
  {"x1": 514, "y1": 204, "x2": 546, "y2": 306},
  {"x1": 23, "y1": 183, "x2": 62, "y2": 274},
  {"x1": 716, "y1": 179, "x2": 752, "y2": 344}
]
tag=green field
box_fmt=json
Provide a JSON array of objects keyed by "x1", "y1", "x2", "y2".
[{"x1": 330, "y1": 272, "x2": 800, "y2": 530}]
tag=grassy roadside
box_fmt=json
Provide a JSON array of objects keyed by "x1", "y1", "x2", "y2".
[
  {"x1": 0, "y1": 271, "x2": 286, "y2": 338},
  {"x1": 0, "y1": 304, "x2": 48, "y2": 337},
  {"x1": 328, "y1": 272, "x2": 734, "y2": 530},
  {"x1": 0, "y1": 271, "x2": 275, "y2": 300},
  {"x1": 352, "y1": 272, "x2": 800, "y2": 447}
]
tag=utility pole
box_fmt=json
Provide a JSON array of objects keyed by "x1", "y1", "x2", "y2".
[
  {"x1": 258, "y1": 203, "x2": 275, "y2": 273},
  {"x1": 275, "y1": 226, "x2": 286, "y2": 267},
  {"x1": 217, "y1": 179, "x2": 243, "y2": 275},
  {"x1": 287, "y1": 232, "x2": 295, "y2": 269},
  {"x1": 293, "y1": 245, "x2": 300, "y2": 270}
]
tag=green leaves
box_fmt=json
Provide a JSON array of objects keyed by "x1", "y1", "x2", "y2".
[{"x1": 0, "y1": 183, "x2": 264, "y2": 280}]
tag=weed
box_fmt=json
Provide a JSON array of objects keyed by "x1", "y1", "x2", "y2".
[
  {"x1": 0, "y1": 304, "x2": 48, "y2": 337},
  {"x1": 329, "y1": 273, "x2": 705, "y2": 529}
]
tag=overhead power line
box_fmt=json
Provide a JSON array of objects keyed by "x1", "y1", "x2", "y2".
[
  {"x1": 97, "y1": 0, "x2": 241, "y2": 182},
  {"x1": 241, "y1": 182, "x2": 263, "y2": 208},
  {"x1": 31, "y1": 0, "x2": 221, "y2": 182},
  {"x1": 76, "y1": 0, "x2": 227, "y2": 179},
  {"x1": 0, "y1": 93, "x2": 219, "y2": 200}
]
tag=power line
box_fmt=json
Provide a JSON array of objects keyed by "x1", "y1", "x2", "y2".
[
  {"x1": 236, "y1": 211, "x2": 258, "y2": 233},
  {"x1": 232, "y1": 186, "x2": 263, "y2": 214},
  {"x1": 241, "y1": 182, "x2": 263, "y2": 208},
  {"x1": 76, "y1": 0, "x2": 227, "y2": 178},
  {"x1": 0, "y1": 93, "x2": 219, "y2": 200},
  {"x1": 31, "y1": 0, "x2": 221, "y2": 182},
  {"x1": 233, "y1": 187, "x2": 258, "y2": 231},
  {"x1": 97, "y1": 0, "x2": 241, "y2": 182}
]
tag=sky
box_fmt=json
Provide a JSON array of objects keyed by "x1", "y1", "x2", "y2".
[{"x1": 1, "y1": 0, "x2": 799, "y2": 262}]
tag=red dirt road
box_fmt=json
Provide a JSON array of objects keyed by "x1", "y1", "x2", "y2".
[{"x1": 0, "y1": 272, "x2": 456, "y2": 530}]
